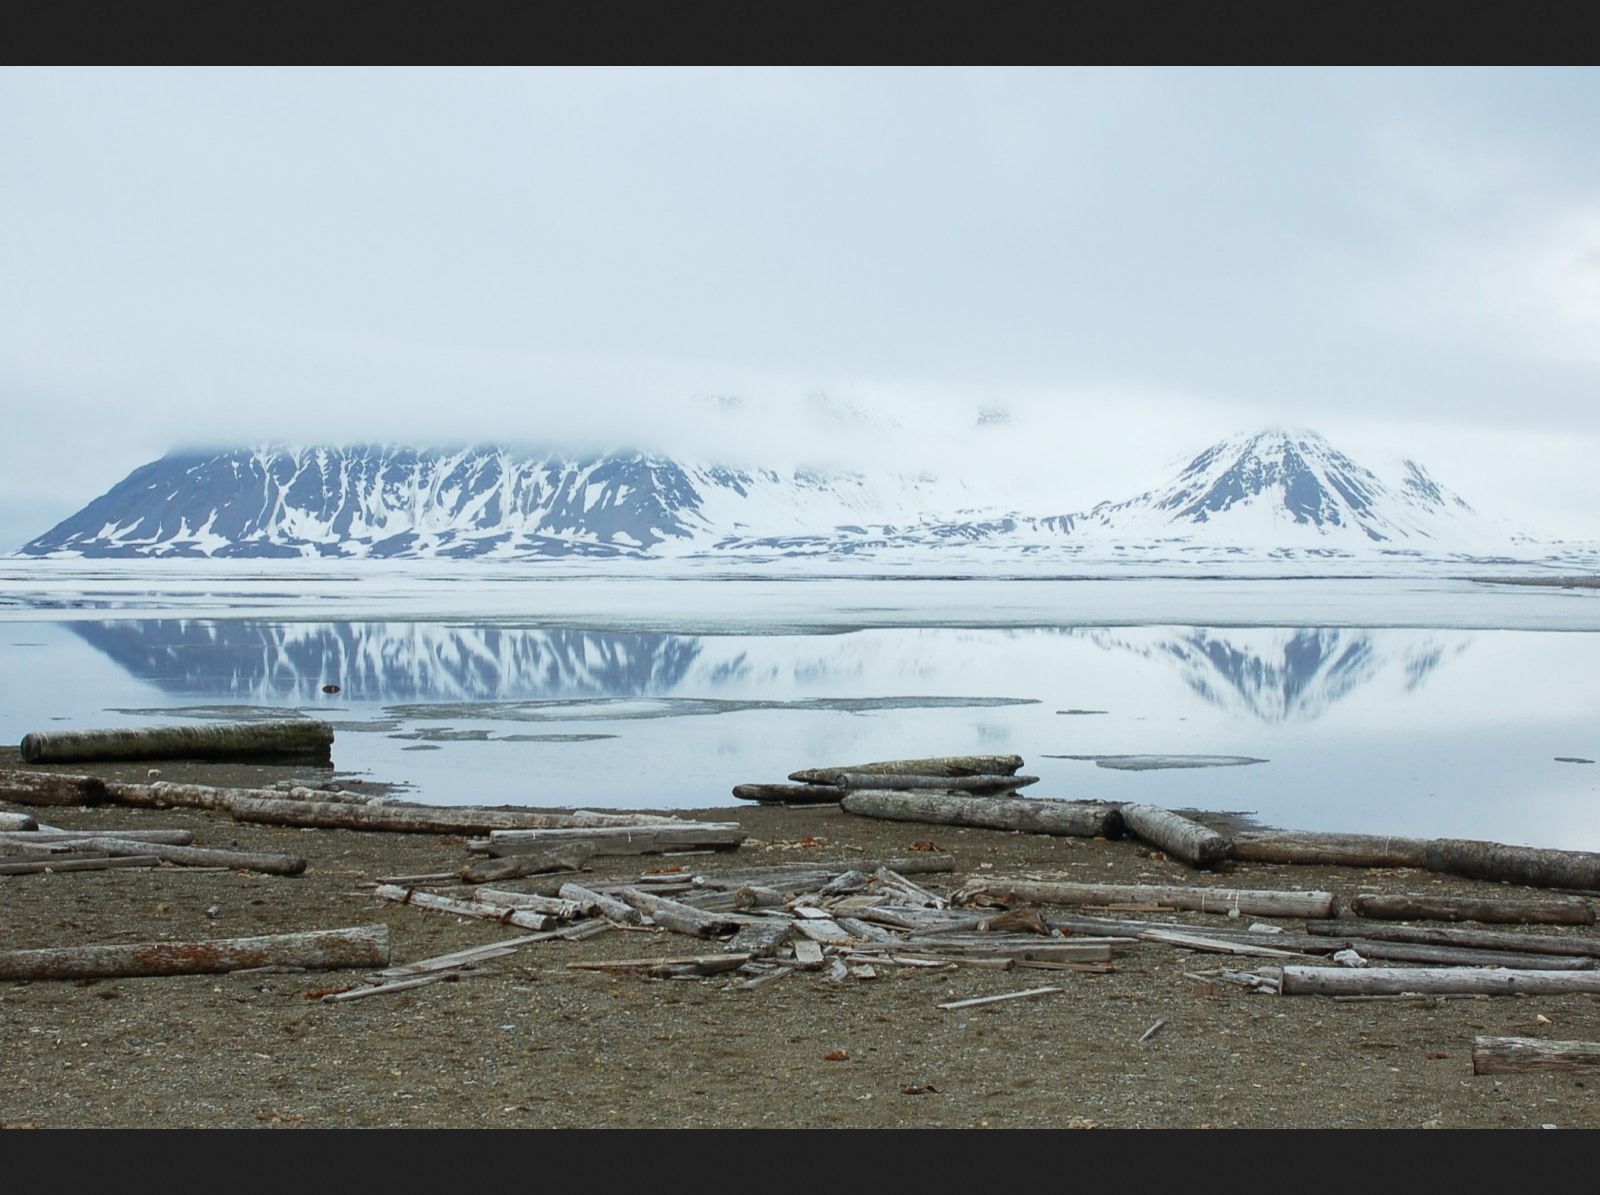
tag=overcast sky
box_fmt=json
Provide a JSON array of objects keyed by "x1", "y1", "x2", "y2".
[{"x1": 3, "y1": 67, "x2": 1599, "y2": 550}]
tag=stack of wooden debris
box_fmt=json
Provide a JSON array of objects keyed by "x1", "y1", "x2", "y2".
[
  {"x1": 733, "y1": 754, "x2": 1041, "y2": 805},
  {"x1": 0, "y1": 817, "x2": 308, "y2": 876}
]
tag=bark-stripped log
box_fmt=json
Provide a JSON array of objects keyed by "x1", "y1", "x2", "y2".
[
  {"x1": 1472, "y1": 1036, "x2": 1600, "y2": 1075},
  {"x1": 1350, "y1": 894, "x2": 1595, "y2": 926},
  {"x1": 1306, "y1": 919, "x2": 1600, "y2": 958},
  {"x1": 0, "y1": 925, "x2": 389, "y2": 981},
  {"x1": 0, "y1": 812, "x2": 38, "y2": 831},
  {"x1": 483, "y1": 824, "x2": 747, "y2": 856},
  {"x1": 831, "y1": 773, "x2": 1039, "y2": 793},
  {"x1": 612, "y1": 887, "x2": 746, "y2": 937},
  {"x1": 0, "y1": 770, "x2": 109, "y2": 807},
  {"x1": 61, "y1": 836, "x2": 306, "y2": 876},
  {"x1": 21, "y1": 719, "x2": 333, "y2": 765},
  {"x1": 841, "y1": 790, "x2": 1124, "y2": 839},
  {"x1": 374, "y1": 885, "x2": 555, "y2": 931},
  {"x1": 1342, "y1": 940, "x2": 1591, "y2": 969},
  {"x1": 964, "y1": 879, "x2": 1337, "y2": 919},
  {"x1": 470, "y1": 889, "x2": 587, "y2": 921},
  {"x1": 1277, "y1": 965, "x2": 1600, "y2": 997},
  {"x1": 0, "y1": 855, "x2": 162, "y2": 876},
  {"x1": 557, "y1": 883, "x2": 644, "y2": 925},
  {"x1": 459, "y1": 844, "x2": 595, "y2": 884},
  {"x1": 1120, "y1": 803, "x2": 1234, "y2": 869},
  {"x1": 1421, "y1": 839, "x2": 1600, "y2": 892},
  {"x1": 0, "y1": 829, "x2": 195, "y2": 846},
  {"x1": 229, "y1": 796, "x2": 682, "y2": 835},
  {"x1": 790, "y1": 755, "x2": 1024, "y2": 784},
  {"x1": 1231, "y1": 830, "x2": 1430, "y2": 868}
]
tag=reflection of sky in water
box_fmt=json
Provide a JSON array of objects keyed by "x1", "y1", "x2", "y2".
[{"x1": 1, "y1": 618, "x2": 1596, "y2": 849}]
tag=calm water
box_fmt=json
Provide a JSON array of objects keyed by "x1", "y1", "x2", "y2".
[{"x1": 2, "y1": 581, "x2": 1598, "y2": 849}]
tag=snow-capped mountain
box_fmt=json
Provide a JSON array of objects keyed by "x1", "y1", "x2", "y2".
[{"x1": 16, "y1": 429, "x2": 1537, "y2": 562}]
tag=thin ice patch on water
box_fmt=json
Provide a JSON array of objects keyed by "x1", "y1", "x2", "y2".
[
  {"x1": 1047, "y1": 753, "x2": 1268, "y2": 771},
  {"x1": 109, "y1": 705, "x2": 323, "y2": 722},
  {"x1": 384, "y1": 695, "x2": 1039, "y2": 723}
]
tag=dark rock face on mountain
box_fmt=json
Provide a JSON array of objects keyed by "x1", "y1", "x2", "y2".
[{"x1": 19, "y1": 429, "x2": 1519, "y2": 561}]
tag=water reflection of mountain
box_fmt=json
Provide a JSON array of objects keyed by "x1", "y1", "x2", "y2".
[
  {"x1": 68, "y1": 621, "x2": 705, "y2": 703},
  {"x1": 1073, "y1": 627, "x2": 1461, "y2": 722}
]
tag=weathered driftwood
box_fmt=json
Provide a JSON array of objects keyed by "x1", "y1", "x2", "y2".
[
  {"x1": 612, "y1": 887, "x2": 746, "y2": 937},
  {"x1": 841, "y1": 790, "x2": 1124, "y2": 839},
  {"x1": 0, "y1": 925, "x2": 389, "y2": 981},
  {"x1": 373, "y1": 938, "x2": 539, "y2": 981},
  {"x1": 1120, "y1": 803, "x2": 1234, "y2": 869},
  {"x1": 373, "y1": 885, "x2": 555, "y2": 931},
  {"x1": 0, "y1": 811, "x2": 40, "y2": 831},
  {"x1": 965, "y1": 879, "x2": 1337, "y2": 919},
  {"x1": 936, "y1": 986, "x2": 1064, "y2": 1011},
  {"x1": 1276, "y1": 965, "x2": 1600, "y2": 997},
  {"x1": 1135, "y1": 929, "x2": 1307, "y2": 958},
  {"x1": 0, "y1": 828, "x2": 196, "y2": 845},
  {"x1": 1339, "y1": 940, "x2": 1591, "y2": 970},
  {"x1": 732, "y1": 783, "x2": 845, "y2": 804},
  {"x1": 557, "y1": 883, "x2": 644, "y2": 924},
  {"x1": 724, "y1": 920, "x2": 795, "y2": 957},
  {"x1": 21, "y1": 719, "x2": 334, "y2": 766},
  {"x1": 0, "y1": 770, "x2": 110, "y2": 807},
  {"x1": 899, "y1": 940, "x2": 1116, "y2": 963},
  {"x1": 1349, "y1": 893, "x2": 1595, "y2": 926},
  {"x1": 62, "y1": 836, "x2": 306, "y2": 876},
  {"x1": 1472, "y1": 1036, "x2": 1600, "y2": 1076},
  {"x1": 1305, "y1": 919, "x2": 1600, "y2": 959},
  {"x1": 483, "y1": 824, "x2": 747, "y2": 856},
  {"x1": 1231, "y1": 830, "x2": 1430, "y2": 868},
  {"x1": 0, "y1": 854, "x2": 162, "y2": 876},
  {"x1": 459, "y1": 843, "x2": 595, "y2": 884},
  {"x1": 790, "y1": 755, "x2": 1025, "y2": 784},
  {"x1": 1421, "y1": 839, "x2": 1600, "y2": 892},
  {"x1": 831, "y1": 773, "x2": 1039, "y2": 793},
  {"x1": 470, "y1": 889, "x2": 587, "y2": 921},
  {"x1": 568, "y1": 954, "x2": 752, "y2": 977},
  {"x1": 229, "y1": 796, "x2": 680, "y2": 835}
]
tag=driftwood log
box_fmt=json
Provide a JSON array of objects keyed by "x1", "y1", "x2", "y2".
[
  {"x1": 964, "y1": 879, "x2": 1337, "y2": 919},
  {"x1": 0, "y1": 829, "x2": 196, "y2": 846},
  {"x1": 831, "y1": 772, "x2": 1039, "y2": 793},
  {"x1": 1472, "y1": 1036, "x2": 1600, "y2": 1076},
  {"x1": 1235, "y1": 829, "x2": 1600, "y2": 891},
  {"x1": 1340, "y1": 940, "x2": 1592, "y2": 969},
  {"x1": 611, "y1": 887, "x2": 746, "y2": 937},
  {"x1": 0, "y1": 925, "x2": 389, "y2": 981},
  {"x1": 1231, "y1": 830, "x2": 1430, "y2": 868},
  {"x1": 374, "y1": 885, "x2": 555, "y2": 931},
  {"x1": 1276, "y1": 965, "x2": 1600, "y2": 997},
  {"x1": 1306, "y1": 919, "x2": 1600, "y2": 959},
  {"x1": 1349, "y1": 894, "x2": 1595, "y2": 926},
  {"x1": 790, "y1": 755, "x2": 1024, "y2": 784},
  {"x1": 52, "y1": 836, "x2": 307, "y2": 876},
  {"x1": 21, "y1": 719, "x2": 334, "y2": 766},
  {"x1": 459, "y1": 843, "x2": 595, "y2": 884},
  {"x1": 558, "y1": 883, "x2": 645, "y2": 924},
  {"x1": 1120, "y1": 803, "x2": 1233, "y2": 869},
  {"x1": 841, "y1": 790, "x2": 1124, "y2": 839},
  {"x1": 732, "y1": 783, "x2": 845, "y2": 804},
  {"x1": 0, "y1": 811, "x2": 39, "y2": 831},
  {"x1": 0, "y1": 855, "x2": 162, "y2": 876},
  {"x1": 227, "y1": 796, "x2": 681, "y2": 835},
  {"x1": 0, "y1": 770, "x2": 110, "y2": 807},
  {"x1": 482, "y1": 824, "x2": 747, "y2": 856}
]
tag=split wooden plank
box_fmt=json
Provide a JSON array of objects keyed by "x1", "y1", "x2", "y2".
[
  {"x1": 965, "y1": 879, "x2": 1337, "y2": 920},
  {"x1": 842, "y1": 790, "x2": 1125, "y2": 839},
  {"x1": 0, "y1": 925, "x2": 388, "y2": 981},
  {"x1": 1472, "y1": 1036, "x2": 1600, "y2": 1076},
  {"x1": 936, "y1": 986, "x2": 1065, "y2": 1011},
  {"x1": 568, "y1": 953, "x2": 752, "y2": 977},
  {"x1": 22, "y1": 719, "x2": 333, "y2": 765},
  {"x1": 1136, "y1": 929, "x2": 1308, "y2": 958},
  {"x1": 1350, "y1": 893, "x2": 1596, "y2": 926},
  {"x1": 900, "y1": 940, "x2": 1115, "y2": 963},
  {"x1": 373, "y1": 885, "x2": 554, "y2": 931},
  {"x1": 322, "y1": 975, "x2": 454, "y2": 1002},
  {"x1": 792, "y1": 939, "x2": 826, "y2": 970},
  {"x1": 1119, "y1": 803, "x2": 1233, "y2": 870},
  {"x1": 483, "y1": 824, "x2": 747, "y2": 856},
  {"x1": 374, "y1": 938, "x2": 541, "y2": 980},
  {"x1": 791, "y1": 755, "x2": 1024, "y2": 784},
  {"x1": 1277, "y1": 965, "x2": 1600, "y2": 997}
]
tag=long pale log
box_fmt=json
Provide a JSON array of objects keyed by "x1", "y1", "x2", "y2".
[
  {"x1": 1278, "y1": 965, "x2": 1600, "y2": 997},
  {"x1": 21, "y1": 719, "x2": 334, "y2": 765},
  {"x1": 1306, "y1": 919, "x2": 1600, "y2": 959},
  {"x1": 1421, "y1": 839, "x2": 1600, "y2": 892},
  {"x1": 373, "y1": 885, "x2": 554, "y2": 931},
  {"x1": 230, "y1": 796, "x2": 685, "y2": 835},
  {"x1": 64, "y1": 836, "x2": 306, "y2": 876},
  {"x1": 0, "y1": 770, "x2": 109, "y2": 807},
  {"x1": 557, "y1": 883, "x2": 644, "y2": 924},
  {"x1": 1341, "y1": 940, "x2": 1591, "y2": 970},
  {"x1": 841, "y1": 790, "x2": 1124, "y2": 839},
  {"x1": 1473, "y1": 1036, "x2": 1600, "y2": 1075},
  {"x1": 967, "y1": 879, "x2": 1337, "y2": 919},
  {"x1": 484, "y1": 824, "x2": 747, "y2": 856},
  {"x1": 791, "y1": 755, "x2": 1024, "y2": 784},
  {"x1": 831, "y1": 773, "x2": 1039, "y2": 793},
  {"x1": 1120, "y1": 803, "x2": 1234, "y2": 870},
  {"x1": 1350, "y1": 894, "x2": 1595, "y2": 926},
  {"x1": 470, "y1": 889, "x2": 587, "y2": 920},
  {"x1": 0, "y1": 925, "x2": 388, "y2": 981},
  {"x1": 459, "y1": 843, "x2": 594, "y2": 884},
  {"x1": 1231, "y1": 830, "x2": 1430, "y2": 868},
  {"x1": 733, "y1": 783, "x2": 844, "y2": 804},
  {"x1": 0, "y1": 828, "x2": 195, "y2": 845},
  {"x1": 0, "y1": 854, "x2": 162, "y2": 875},
  {"x1": 0, "y1": 811, "x2": 39, "y2": 831},
  {"x1": 612, "y1": 887, "x2": 745, "y2": 937}
]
